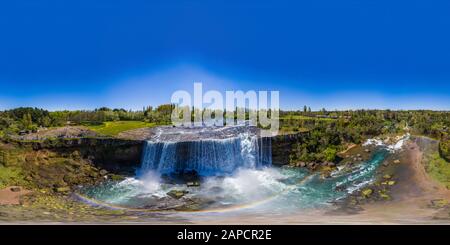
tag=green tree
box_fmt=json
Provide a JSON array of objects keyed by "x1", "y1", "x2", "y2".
[{"x1": 21, "y1": 113, "x2": 33, "y2": 130}]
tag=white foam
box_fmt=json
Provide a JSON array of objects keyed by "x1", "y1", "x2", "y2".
[{"x1": 363, "y1": 133, "x2": 410, "y2": 152}]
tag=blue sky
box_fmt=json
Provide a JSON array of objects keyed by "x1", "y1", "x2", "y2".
[{"x1": 0, "y1": 0, "x2": 449, "y2": 110}]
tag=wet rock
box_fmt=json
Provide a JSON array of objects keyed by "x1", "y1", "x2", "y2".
[
  {"x1": 186, "y1": 181, "x2": 200, "y2": 187},
  {"x1": 180, "y1": 170, "x2": 199, "y2": 182},
  {"x1": 393, "y1": 159, "x2": 401, "y2": 164},
  {"x1": 99, "y1": 169, "x2": 108, "y2": 176},
  {"x1": 364, "y1": 149, "x2": 370, "y2": 153},
  {"x1": 321, "y1": 172, "x2": 331, "y2": 179},
  {"x1": 167, "y1": 190, "x2": 188, "y2": 199}
]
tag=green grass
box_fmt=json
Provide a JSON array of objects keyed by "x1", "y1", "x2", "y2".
[
  {"x1": 425, "y1": 153, "x2": 450, "y2": 189},
  {"x1": 87, "y1": 121, "x2": 156, "y2": 136},
  {"x1": 0, "y1": 166, "x2": 23, "y2": 189}
]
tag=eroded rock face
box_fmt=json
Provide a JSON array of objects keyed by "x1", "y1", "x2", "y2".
[
  {"x1": 4, "y1": 137, "x2": 144, "y2": 174},
  {"x1": 270, "y1": 132, "x2": 309, "y2": 166}
]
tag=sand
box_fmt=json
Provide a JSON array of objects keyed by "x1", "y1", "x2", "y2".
[{"x1": 0, "y1": 186, "x2": 31, "y2": 205}]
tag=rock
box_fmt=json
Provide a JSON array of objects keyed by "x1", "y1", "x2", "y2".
[
  {"x1": 167, "y1": 190, "x2": 188, "y2": 199},
  {"x1": 387, "y1": 181, "x2": 396, "y2": 186},
  {"x1": 307, "y1": 162, "x2": 316, "y2": 169},
  {"x1": 361, "y1": 189, "x2": 373, "y2": 198},
  {"x1": 70, "y1": 151, "x2": 81, "y2": 160},
  {"x1": 181, "y1": 170, "x2": 199, "y2": 182},
  {"x1": 186, "y1": 181, "x2": 200, "y2": 187},
  {"x1": 383, "y1": 162, "x2": 389, "y2": 167},
  {"x1": 299, "y1": 162, "x2": 306, "y2": 168},
  {"x1": 55, "y1": 187, "x2": 71, "y2": 193},
  {"x1": 99, "y1": 169, "x2": 108, "y2": 176},
  {"x1": 379, "y1": 192, "x2": 390, "y2": 199},
  {"x1": 393, "y1": 159, "x2": 401, "y2": 164},
  {"x1": 430, "y1": 199, "x2": 449, "y2": 209},
  {"x1": 326, "y1": 162, "x2": 336, "y2": 167},
  {"x1": 321, "y1": 172, "x2": 331, "y2": 179},
  {"x1": 364, "y1": 149, "x2": 370, "y2": 153},
  {"x1": 383, "y1": 174, "x2": 392, "y2": 179},
  {"x1": 357, "y1": 154, "x2": 362, "y2": 157},
  {"x1": 10, "y1": 187, "x2": 21, "y2": 192},
  {"x1": 109, "y1": 174, "x2": 125, "y2": 181}
]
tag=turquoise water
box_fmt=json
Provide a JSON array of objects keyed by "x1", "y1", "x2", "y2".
[{"x1": 79, "y1": 149, "x2": 389, "y2": 212}]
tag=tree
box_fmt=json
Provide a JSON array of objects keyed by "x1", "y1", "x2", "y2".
[
  {"x1": 323, "y1": 147, "x2": 337, "y2": 162},
  {"x1": 21, "y1": 113, "x2": 33, "y2": 130}
]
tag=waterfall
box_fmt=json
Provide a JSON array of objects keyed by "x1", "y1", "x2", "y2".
[{"x1": 138, "y1": 134, "x2": 272, "y2": 176}]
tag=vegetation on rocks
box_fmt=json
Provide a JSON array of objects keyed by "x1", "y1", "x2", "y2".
[
  {"x1": 439, "y1": 137, "x2": 450, "y2": 162},
  {"x1": 0, "y1": 143, "x2": 109, "y2": 193},
  {"x1": 425, "y1": 153, "x2": 450, "y2": 189}
]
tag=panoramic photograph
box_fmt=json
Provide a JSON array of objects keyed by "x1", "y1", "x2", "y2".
[{"x1": 1, "y1": 0, "x2": 449, "y2": 232}]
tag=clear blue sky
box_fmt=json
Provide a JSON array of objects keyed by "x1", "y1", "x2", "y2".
[{"x1": 1, "y1": 0, "x2": 449, "y2": 111}]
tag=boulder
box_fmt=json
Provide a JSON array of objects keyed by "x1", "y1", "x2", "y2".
[
  {"x1": 10, "y1": 187, "x2": 21, "y2": 192},
  {"x1": 361, "y1": 188, "x2": 373, "y2": 198},
  {"x1": 430, "y1": 199, "x2": 449, "y2": 209},
  {"x1": 387, "y1": 181, "x2": 396, "y2": 186},
  {"x1": 321, "y1": 172, "x2": 331, "y2": 179},
  {"x1": 378, "y1": 192, "x2": 390, "y2": 200},
  {"x1": 167, "y1": 190, "x2": 188, "y2": 199},
  {"x1": 383, "y1": 174, "x2": 392, "y2": 179},
  {"x1": 186, "y1": 181, "x2": 200, "y2": 187},
  {"x1": 55, "y1": 187, "x2": 71, "y2": 193}
]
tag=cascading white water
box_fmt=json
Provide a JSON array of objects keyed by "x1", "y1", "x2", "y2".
[{"x1": 139, "y1": 133, "x2": 272, "y2": 176}]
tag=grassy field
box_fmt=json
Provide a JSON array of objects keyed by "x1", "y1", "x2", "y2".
[{"x1": 87, "y1": 121, "x2": 156, "y2": 136}]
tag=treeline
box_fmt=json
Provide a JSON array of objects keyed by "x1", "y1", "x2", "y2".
[{"x1": 0, "y1": 105, "x2": 174, "y2": 135}]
